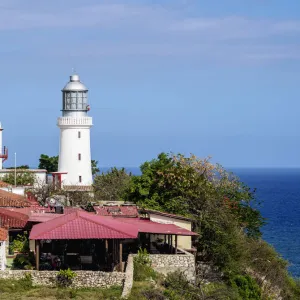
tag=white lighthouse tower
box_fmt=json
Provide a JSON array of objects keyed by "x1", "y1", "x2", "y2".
[{"x1": 57, "y1": 73, "x2": 93, "y2": 188}]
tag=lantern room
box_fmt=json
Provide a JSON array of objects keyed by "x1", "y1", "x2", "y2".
[{"x1": 62, "y1": 74, "x2": 89, "y2": 114}]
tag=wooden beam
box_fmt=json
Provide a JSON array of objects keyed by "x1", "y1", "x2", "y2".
[
  {"x1": 175, "y1": 235, "x2": 178, "y2": 254},
  {"x1": 119, "y1": 240, "x2": 123, "y2": 272},
  {"x1": 35, "y1": 240, "x2": 40, "y2": 271}
]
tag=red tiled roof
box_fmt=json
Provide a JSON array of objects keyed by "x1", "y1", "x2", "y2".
[
  {"x1": 30, "y1": 211, "x2": 139, "y2": 240},
  {"x1": 115, "y1": 218, "x2": 198, "y2": 236},
  {"x1": 145, "y1": 209, "x2": 193, "y2": 221},
  {"x1": 0, "y1": 189, "x2": 32, "y2": 207},
  {"x1": 0, "y1": 228, "x2": 7, "y2": 241},
  {"x1": 95, "y1": 205, "x2": 138, "y2": 217},
  {"x1": 0, "y1": 181, "x2": 10, "y2": 188},
  {"x1": 0, "y1": 208, "x2": 29, "y2": 228},
  {"x1": 28, "y1": 213, "x2": 63, "y2": 223}
]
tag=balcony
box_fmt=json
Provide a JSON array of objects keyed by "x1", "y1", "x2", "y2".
[{"x1": 57, "y1": 117, "x2": 93, "y2": 127}]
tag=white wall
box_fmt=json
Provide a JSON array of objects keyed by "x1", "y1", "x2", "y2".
[
  {"x1": 149, "y1": 214, "x2": 192, "y2": 250},
  {"x1": 0, "y1": 186, "x2": 25, "y2": 195},
  {"x1": 58, "y1": 117, "x2": 93, "y2": 186},
  {"x1": 0, "y1": 241, "x2": 6, "y2": 270}
]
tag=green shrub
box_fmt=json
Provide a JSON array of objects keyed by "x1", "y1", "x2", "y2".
[
  {"x1": 12, "y1": 252, "x2": 35, "y2": 270},
  {"x1": 9, "y1": 234, "x2": 29, "y2": 253},
  {"x1": 230, "y1": 274, "x2": 261, "y2": 300},
  {"x1": 133, "y1": 248, "x2": 157, "y2": 281},
  {"x1": 56, "y1": 268, "x2": 77, "y2": 288},
  {"x1": 135, "y1": 248, "x2": 152, "y2": 265}
]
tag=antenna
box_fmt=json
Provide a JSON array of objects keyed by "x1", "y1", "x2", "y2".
[{"x1": 72, "y1": 67, "x2": 77, "y2": 74}]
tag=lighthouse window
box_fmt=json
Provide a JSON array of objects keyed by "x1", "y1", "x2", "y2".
[
  {"x1": 79, "y1": 176, "x2": 82, "y2": 183},
  {"x1": 78, "y1": 131, "x2": 81, "y2": 139},
  {"x1": 78, "y1": 153, "x2": 81, "y2": 160}
]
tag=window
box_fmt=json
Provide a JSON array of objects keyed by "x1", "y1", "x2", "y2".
[
  {"x1": 79, "y1": 176, "x2": 82, "y2": 183},
  {"x1": 78, "y1": 131, "x2": 81, "y2": 138},
  {"x1": 78, "y1": 153, "x2": 81, "y2": 160}
]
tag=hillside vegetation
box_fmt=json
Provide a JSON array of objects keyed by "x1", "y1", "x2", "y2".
[{"x1": 97, "y1": 152, "x2": 300, "y2": 299}]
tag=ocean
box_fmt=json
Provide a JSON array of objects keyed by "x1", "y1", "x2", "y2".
[
  {"x1": 104, "y1": 167, "x2": 300, "y2": 277},
  {"x1": 235, "y1": 168, "x2": 300, "y2": 278}
]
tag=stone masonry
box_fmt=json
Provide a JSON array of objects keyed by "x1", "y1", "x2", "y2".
[
  {"x1": 149, "y1": 249, "x2": 195, "y2": 282},
  {"x1": 121, "y1": 254, "x2": 134, "y2": 299},
  {"x1": 0, "y1": 270, "x2": 125, "y2": 288}
]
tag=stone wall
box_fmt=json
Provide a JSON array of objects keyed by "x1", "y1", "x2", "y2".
[
  {"x1": 121, "y1": 255, "x2": 134, "y2": 299},
  {"x1": 0, "y1": 270, "x2": 125, "y2": 288},
  {"x1": 149, "y1": 249, "x2": 195, "y2": 282}
]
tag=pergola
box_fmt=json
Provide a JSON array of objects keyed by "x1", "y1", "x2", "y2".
[{"x1": 29, "y1": 211, "x2": 138, "y2": 271}]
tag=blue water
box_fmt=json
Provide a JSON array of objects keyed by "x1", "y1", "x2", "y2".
[
  {"x1": 234, "y1": 168, "x2": 300, "y2": 278},
  {"x1": 104, "y1": 167, "x2": 300, "y2": 277}
]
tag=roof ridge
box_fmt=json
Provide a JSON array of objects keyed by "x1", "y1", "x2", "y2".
[{"x1": 78, "y1": 211, "x2": 137, "y2": 238}]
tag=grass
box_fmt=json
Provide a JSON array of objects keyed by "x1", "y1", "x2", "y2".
[{"x1": 0, "y1": 277, "x2": 122, "y2": 300}]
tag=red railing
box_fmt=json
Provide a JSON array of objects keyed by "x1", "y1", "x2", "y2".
[{"x1": 0, "y1": 146, "x2": 8, "y2": 162}]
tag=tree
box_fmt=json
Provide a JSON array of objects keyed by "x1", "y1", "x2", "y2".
[
  {"x1": 126, "y1": 152, "x2": 267, "y2": 279},
  {"x1": 6, "y1": 165, "x2": 30, "y2": 169},
  {"x1": 93, "y1": 167, "x2": 131, "y2": 201},
  {"x1": 38, "y1": 154, "x2": 99, "y2": 175},
  {"x1": 27, "y1": 182, "x2": 93, "y2": 206},
  {"x1": 91, "y1": 160, "x2": 100, "y2": 175},
  {"x1": 38, "y1": 154, "x2": 58, "y2": 173}
]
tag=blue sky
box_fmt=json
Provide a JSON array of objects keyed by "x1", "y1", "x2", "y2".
[{"x1": 1, "y1": 0, "x2": 300, "y2": 168}]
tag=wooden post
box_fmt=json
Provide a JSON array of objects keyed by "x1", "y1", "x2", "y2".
[
  {"x1": 171, "y1": 235, "x2": 173, "y2": 253},
  {"x1": 175, "y1": 235, "x2": 178, "y2": 254},
  {"x1": 105, "y1": 239, "x2": 108, "y2": 254},
  {"x1": 35, "y1": 240, "x2": 40, "y2": 271},
  {"x1": 164, "y1": 235, "x2": 166, "y2": 243},
  {"x1": 119, "y1": 240, "x2": 123, "y2": 272}
]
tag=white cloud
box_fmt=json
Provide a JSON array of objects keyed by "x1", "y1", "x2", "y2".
[{"x1": 0, "y1": 1, "x2": 299, "y2": 62}]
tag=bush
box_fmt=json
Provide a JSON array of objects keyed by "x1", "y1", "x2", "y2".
[
  {"x1": 56, "y1": 268, "x2": 77, "y2": 288},
  {"x1": 230, "y1": 274, "x2": 261, "y2": 300},
  {"x1": 9, "y1": 234, "x2": 29, "y2": 254},
  {"x1": 12, "y1": 252, "x2": 35, "y2": 270},
  {"x1": 133, "y1": 248, "x2": 157, "y2": 281}
]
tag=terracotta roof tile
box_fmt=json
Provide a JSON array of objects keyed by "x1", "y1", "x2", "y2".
[
  {"x1": 0, "y1": 189, "x2": 31, "y2": 207},
  {"x1": 0, "y1": 208, "x2": 29, "y2": 228},
  {"x1": 94, "y1": 205, "x2": 138, "y2": 217}
]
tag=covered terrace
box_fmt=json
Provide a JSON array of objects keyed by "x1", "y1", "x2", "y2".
[{"x1": 29, "y1": 211, "x2": 138, "y2": 272}]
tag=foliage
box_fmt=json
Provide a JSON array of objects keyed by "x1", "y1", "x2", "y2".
[
  {"x1": 134, "y1": 248, "x2": 157, "y2": 281},
  {"x1": 230, "y1": 275, "x2": 261, "y2": 300},
  {"x1": 93, "y1": 167, "x2": 131, "y2": 201},
  {"x1": 9, "y1": 234, "x2": 29, "y2": 253},
  {"x1": 124, "y1": 152, "x2": 300, "y2": 298},
  {"x1": 38, "y1": 154, "x2": 59, "y2": 172},
  {"x1": 6, "y1": 165, "x2": 30, "y2": 169},
  {"x1": 0, "y1": 274, "x2": 32, "y2": 293},
  {"x1": 0, "y1": 278, "x2": 122, "y2": 300},
  {"x1": 2, "y1": 170, "x2": 35, "y2": 186},
  {"x1": 56, "y1": 268, "x2": 77, "y2": 288},
  {"x1": 38, "y1": 154, "x2": 100, "y2": 175},
  {"x1": 91, "y1": 159, "x2": 100, "y2": 175},
  {"x1": 28, "y1": 182, "x2": 93, "y2": 206},
  {"x1": 12, "y1": 252, "x2": 35, "y2": 270},
  {"x1": 127, "y1": 153, "x2": 264, "y2": 237}
]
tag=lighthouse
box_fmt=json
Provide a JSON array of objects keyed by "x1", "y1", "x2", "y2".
[{"x1": 57, "y1": 73, "x2": 93, "y2": 187}]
